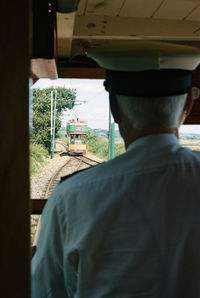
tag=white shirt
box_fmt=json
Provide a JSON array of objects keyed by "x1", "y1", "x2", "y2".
[{"x1": 32, "y1": 134, "x2": 200, "y2": 298}]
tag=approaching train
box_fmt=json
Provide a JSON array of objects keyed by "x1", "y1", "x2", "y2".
[{"x1": 66, "y1": 120, "x2": 87, "y2": 155}]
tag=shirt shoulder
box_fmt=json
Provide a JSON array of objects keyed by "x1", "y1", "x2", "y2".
[
  {"x1": 58, "y1": 153, "x2": 127, "y2": 190},
  {"x1": 59, "y1": 162, "x2": 111, "y2": 185},
  {"x1": 60, "y1": 166, "x2": 93, "y2": 183}
]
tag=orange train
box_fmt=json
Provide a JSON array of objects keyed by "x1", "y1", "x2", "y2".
[{"x1": 66, "y1": 120, "x2": 87, "y2": 155}]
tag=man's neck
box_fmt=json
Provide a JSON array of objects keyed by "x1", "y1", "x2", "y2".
[{"x1": 124, "y1": 127, "x2": 179, "y2": 149}]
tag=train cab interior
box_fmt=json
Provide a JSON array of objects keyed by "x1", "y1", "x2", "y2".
[{"x1": 1, "y1": 0, "x2": 200, "y2": 296}]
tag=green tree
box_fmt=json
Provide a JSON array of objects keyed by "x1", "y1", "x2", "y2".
[{"x1": 32, "y1": 87, "x2": 76, "y2": 151}]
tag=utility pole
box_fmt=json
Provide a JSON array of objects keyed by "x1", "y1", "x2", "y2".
[
  {"x1": 50, "y1": 91, "x2": 54, "y2": 159},
  {"x1": 52, "y1": 90, "x2": 57, "y2": 153},
  {"x1": 110, "y1": 122, "x2": 115, "y2": 159},
  {"x1": 108, "y1": 104, "x2": 115, "y2": 160}
]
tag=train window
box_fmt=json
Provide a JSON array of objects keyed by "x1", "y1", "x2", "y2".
[
  {"x1": 30, "y1": 78, "x2": 200, "y2": 249},
  {"x1": 75, "y1": 139, "x2": 82, "y2": 144},
  {"x1": 70, "y1": 135, "x2": 75, "y2": 144},
  {"x1": 179, "y1": 125, "x2": 200, "y2": 151},
  {"x1": 82, "y1": 135, "x2": 86, "y2": 144},
  {"x1": 30, "y1": 79, "x2": 111, "y2": 246}
]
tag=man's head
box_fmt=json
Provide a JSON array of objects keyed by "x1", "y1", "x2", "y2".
[
  {"x1": 87, "y1": 41, "x2": 200, "y2": 146},
  {"x1": 108, "y1": 92, "x2": 193, "y2": 147},
  {"x1": 115, "y1": 94, "x2": 188, "y2": 129}
]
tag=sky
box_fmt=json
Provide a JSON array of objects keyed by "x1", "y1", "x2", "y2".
[
  {"x1": 32, "y1": 78, "x2": 200, "y2": 134},
  {"x1": 33, "y1": 78, "x2": 111, "y2": 130}
]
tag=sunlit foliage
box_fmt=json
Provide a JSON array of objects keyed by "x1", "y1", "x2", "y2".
[{"x1": 31, "y1": 87, "x2": 76, "y2": 151}]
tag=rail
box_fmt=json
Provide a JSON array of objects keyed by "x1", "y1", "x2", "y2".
[
  {"x1": 31, "y1": 155, "x2": 101, "y2": 246},
  {"x1": 31, "y1": 156, "x2": 101, "y2": 215}
]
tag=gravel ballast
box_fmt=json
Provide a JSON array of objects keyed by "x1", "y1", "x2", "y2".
[{"x1": 31, "y1": 143, "x2": 104, "y2": 244}]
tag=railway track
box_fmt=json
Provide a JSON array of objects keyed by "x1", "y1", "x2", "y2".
[
  {"x1": 55, "y1": 140, "x2": 67, "y2": 150},
  {"x1": 32, "y1": 155, "x2": 101, "y2": 245},
  {"x1": 42, "y1": 155, "x2": 101, "y2": 199}
]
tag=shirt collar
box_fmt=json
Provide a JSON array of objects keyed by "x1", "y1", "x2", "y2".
[{"x1": 127, "y1": 133, "x2": 180, "y2": 153}]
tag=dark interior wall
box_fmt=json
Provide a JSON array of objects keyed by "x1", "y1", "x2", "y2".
[
  {"x1": 32, "y1": 0, "x2": 55, "y2": 58},
  {"x1": 0, "y1": 1, "x2": 30, "y2": 297}
]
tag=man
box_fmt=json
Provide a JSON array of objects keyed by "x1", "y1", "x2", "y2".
[{"x1": 32, "y1": 41, "x2": 200, "y2": 297}]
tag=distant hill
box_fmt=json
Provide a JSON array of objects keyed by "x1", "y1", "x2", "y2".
[
  {"x1": 58, "y1": 127, "x2": 66, "y2": 137},
  {"x1": 58, "y1": 127, "x2": 121, "y2": 138},
  {"x1": 59, "y1": 126, "x2": 200, "y2": 141},
  {"x1": 180, "y1": 133, "x2": 200, "y2": 139},
  {"x1": 91, "y1": 128, "x2": 121, "y2": 138},
  {"x1": 91, "y1": 130, "x2": 200, "y2": 140}
]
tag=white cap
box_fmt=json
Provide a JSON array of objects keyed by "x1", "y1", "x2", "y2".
[
  {"x1": 86, "y1": 41, "x2": 200, "y2": 97},
  {"x1": 87, "y1": 41, "x2": 200, "y2": 72}
]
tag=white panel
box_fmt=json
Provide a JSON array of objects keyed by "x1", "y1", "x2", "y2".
[
  {"x1": 120, "y1": 0, "x2": 163, "y2": 18},
  {"x1": 74, "y1": 15, "x2": 200, "y2": 39},
  {"x1": 57, "y1": 12, "x2": 75, "y2": 57},
  {"x1": 187, "y1": 6, "x2": 200, "y2": 21},
  {"x1": 85, "y1": 0, "x2": 124, "y2": 16},
  {"x1": 76, "y1": 0, "x2": 87, "y2": 15},
  {"x1": 154, "y1": 0, "x2": 198, "y2": 20}
]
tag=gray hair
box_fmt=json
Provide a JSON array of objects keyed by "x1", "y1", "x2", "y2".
[{"x1": 116, "y1": 94, "x2": 187, "y2": 129}]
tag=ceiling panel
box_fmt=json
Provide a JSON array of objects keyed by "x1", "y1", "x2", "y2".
[
  {"x1": 120, "y1": 0, "x2": 163, "y2": 18},
  {"x1": 74, "y1": 15, "x2": 200, "y2": 38},
  {"x1": 154, "y1": 0, "x2": 198, "y2": 20},
  {"x1": 186, "y1": 5, "x2": 200, "y2": 20},
  {"x1": 85, "y1": 0, "x2": 124, "y2": 16}
]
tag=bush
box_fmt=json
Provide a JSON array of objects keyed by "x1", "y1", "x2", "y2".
[
  {"x1": 30, "y1": 143, "x2": 49, "y2": 176},
  {"x1": 114, "y1": 143, "x2": 125, "y2": 157},
  {"x1": 87, "y1": 129, "x2": 125, "y2": 160}
]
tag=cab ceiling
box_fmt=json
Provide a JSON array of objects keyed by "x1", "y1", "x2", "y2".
[
  {"x1": 57, "y1": 0, "x2": 200, "y2": 61},
  {"x1": 32, "y1": 0, "x2": 200, "y2": 79},
  {"x1": 31, "y1": 0, "x2": 200, "y2": 124}
]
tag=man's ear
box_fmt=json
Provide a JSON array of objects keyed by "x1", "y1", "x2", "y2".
[
  {"x1": 109, "y1": 93, "x2": 121, "y2": 124},
  {"x1": 183, "y1": 91, "x2": 194, "y2": 119}
]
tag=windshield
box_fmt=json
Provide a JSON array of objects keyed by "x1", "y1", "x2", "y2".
[{"x1": 75, "y1": 140, "x2": 82, "y2": 144}]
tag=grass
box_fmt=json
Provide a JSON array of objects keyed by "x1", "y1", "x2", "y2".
[
  {"x1": 180, "y1": 138, "x2": 200, "y2": 146},
  {"x1": 30, "y1": 143, "x2": 49, "y2": 176},
  {"x1": 87, "y1": 137, "x2": 108, "y2": 160},
  {"x1": 87, "y1": 135, "x2": 200, "y2": 161},
  {"x1": 87, "y1": 131, "x2": 125, "y2": 161}
]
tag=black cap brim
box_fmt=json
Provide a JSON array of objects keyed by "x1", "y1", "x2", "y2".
[{"x1": 104, "y1": 69, "x2": 192, "y2": 97}]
